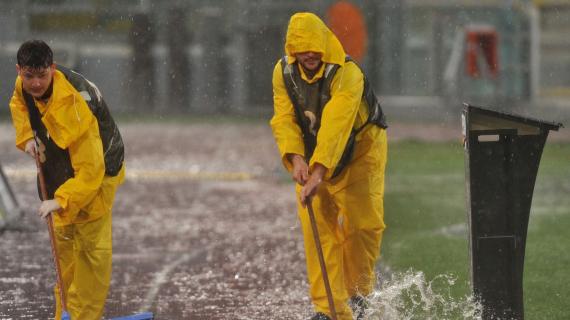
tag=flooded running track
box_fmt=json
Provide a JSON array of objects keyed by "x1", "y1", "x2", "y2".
[
  {"x1": 0, "y1": 122, "x2": 313, "y2": 319},
  {"x1": 0, "y1": 121, "x2": 490, "y2": 319}
]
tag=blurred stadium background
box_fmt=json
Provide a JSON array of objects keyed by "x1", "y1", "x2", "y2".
[{"x1": 0, "y1": 0, "x2": 569, "y2": 121}]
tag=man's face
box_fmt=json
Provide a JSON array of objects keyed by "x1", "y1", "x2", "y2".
[
  {"x1": 295, "y1": 51, "x2": 323, "y2": 72},
  {"x1": 16, "y1": 64, "x2": 55, "y2": 98}
]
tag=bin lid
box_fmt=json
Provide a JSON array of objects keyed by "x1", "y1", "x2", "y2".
[{"x1": 463, "y1": 103, "x2": 563, "y2": 134}]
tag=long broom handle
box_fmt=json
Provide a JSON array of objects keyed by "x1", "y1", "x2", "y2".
[
  {"x1": 306, "y1": 200, "x2": 337, "y2": 320},
  {"x1": 34, "y1": 147, "x2": 68, "y2": 315}
]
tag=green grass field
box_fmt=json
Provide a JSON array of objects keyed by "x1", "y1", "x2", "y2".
[{"x1": 381, "y1": 140, "x2": 570, "y2": 319}]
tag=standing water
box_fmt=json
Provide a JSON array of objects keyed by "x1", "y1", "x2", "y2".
[{"x1": 362, "y1": 269, "x2": 482, "y2": 320}]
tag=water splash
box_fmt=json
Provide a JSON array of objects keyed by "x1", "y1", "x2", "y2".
[{"x1": 363, "y1": 269, "x2": 481, "y2": 320}]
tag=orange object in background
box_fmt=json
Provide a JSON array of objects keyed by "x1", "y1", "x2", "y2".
[
  {"x1": 327, "y1": 1, "x2": 367, "y2": 62},
  {"x1": 466, "y1": 27, "x2": 499, "y2": 78}
]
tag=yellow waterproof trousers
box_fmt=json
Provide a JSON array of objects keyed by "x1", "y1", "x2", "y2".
[
  {"x1": 51, "y1": 166, "x2": 124, "y2": 320},
  {"x1": 53, "y1": 210, "x2": 112, "y2": 320},
  {"x1": 297, "y1": 133, "x2": 387, "y2": 320}
]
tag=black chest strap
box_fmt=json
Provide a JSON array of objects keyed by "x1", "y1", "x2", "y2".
[{"x1": 22, "y1": 89, "x2": 74, "y2": 199}]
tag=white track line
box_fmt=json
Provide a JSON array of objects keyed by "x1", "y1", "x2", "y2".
[{"x1": 140, "y1": 245, "x2": 212, "y2": 312}]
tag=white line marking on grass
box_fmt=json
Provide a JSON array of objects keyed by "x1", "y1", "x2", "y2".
[
  {"x1": 432, "y1": 223, "x2": 467, "y2": 237},
  {"x1": 404, "y1": 223, "x2": 468, "y2": 242}
]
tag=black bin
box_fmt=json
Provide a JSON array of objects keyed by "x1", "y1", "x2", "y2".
[{"x1": 462, "y1": 103, "x2": 562, "y2": 319}]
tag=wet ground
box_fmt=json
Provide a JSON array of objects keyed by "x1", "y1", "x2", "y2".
[
  {"x1": 0, "y1": 121, "x2": 311, "y2": 319},
  {"x1": 0, "y1": 120, "x2": 567, "y2": 319}
]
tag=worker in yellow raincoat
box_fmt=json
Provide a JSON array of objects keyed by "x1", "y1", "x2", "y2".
[
  {"x1": 270, "y1": 13, "x2": 388, "y2": 320},
  {"x1": 8, "y1": 40, "x2": 125, "y2": 320}
]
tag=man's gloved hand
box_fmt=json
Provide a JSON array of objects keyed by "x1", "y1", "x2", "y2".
[{"x1": 38, "y1": 199, "x2": 62, "y2": 219}]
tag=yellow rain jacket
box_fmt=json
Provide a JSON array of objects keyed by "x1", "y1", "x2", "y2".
[
  {"x1": 271, "y1": 12, "x2": 388, "y2": 320},
  {"x1": 9, "y1": 68, "x2": 124, "y2": 320}
]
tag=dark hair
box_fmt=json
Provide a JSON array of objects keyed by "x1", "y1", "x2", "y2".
[{"x1": 17, "y1": 40, "x2": 53, "y2": 69}]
